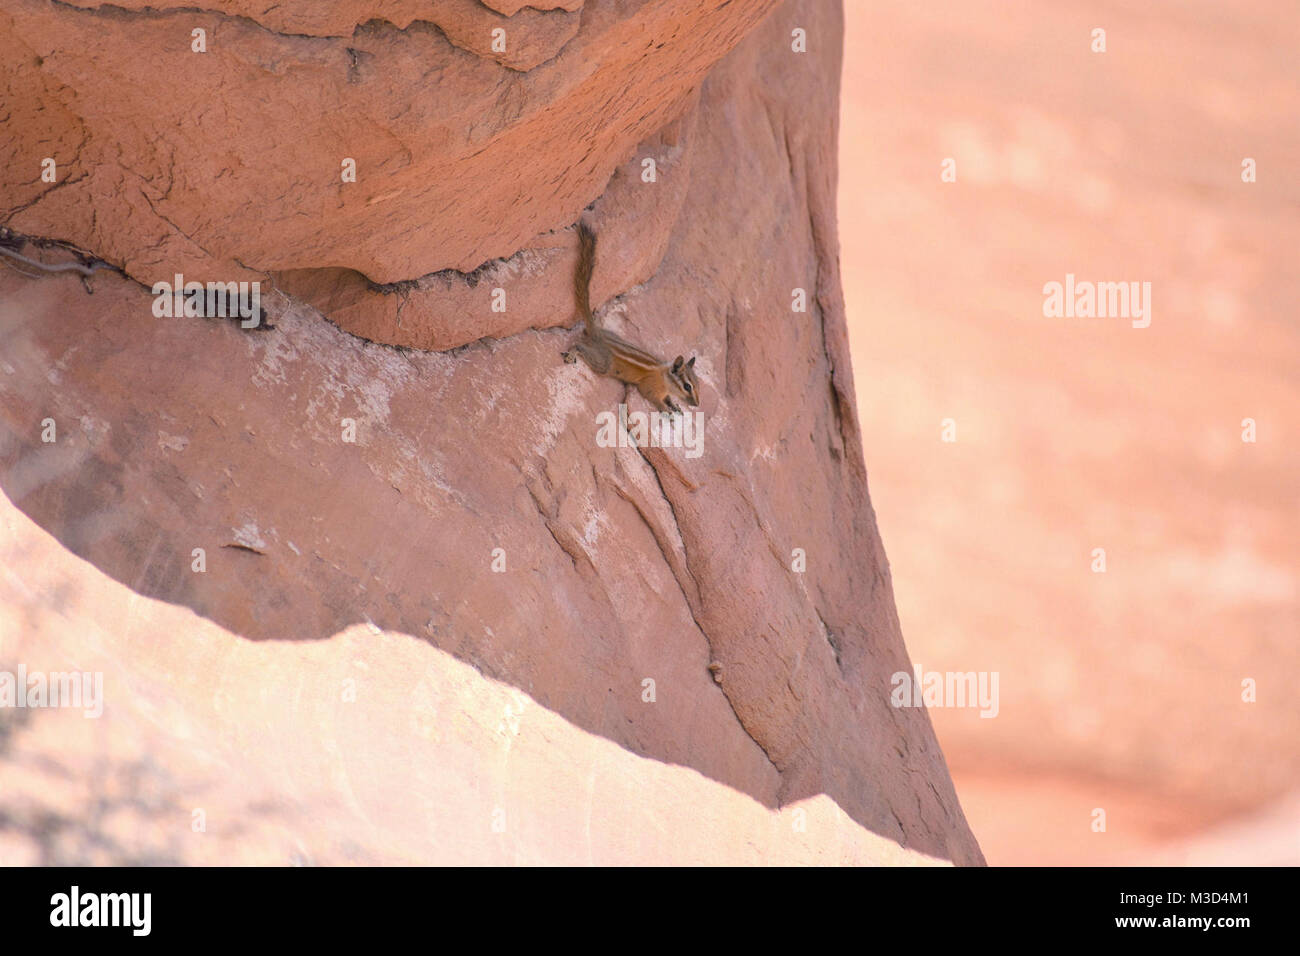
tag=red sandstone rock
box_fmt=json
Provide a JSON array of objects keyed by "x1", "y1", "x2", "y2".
[
  {"x1": 0, "y1": 0, "x2": 985, "y2": 864},
  {"x1": 0, "y1": 0, "x2": 777, "y2": 285}
]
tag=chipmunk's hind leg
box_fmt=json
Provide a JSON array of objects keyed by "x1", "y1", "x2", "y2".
[
  {"x1": 566, "y1": 338, "x2": 611, "y2": 374},
  {"x1": 561, "y1": 337, "x2": 588, "y2": 365}
]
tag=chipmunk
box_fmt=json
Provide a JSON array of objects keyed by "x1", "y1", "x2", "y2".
[{"x1": 561, "y1": 221, "x2": 700, "y2": 414}]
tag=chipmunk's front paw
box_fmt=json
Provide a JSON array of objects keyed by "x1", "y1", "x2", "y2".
[{"x1": 561, "y1": 349, "x2": 576, "y2": 364}]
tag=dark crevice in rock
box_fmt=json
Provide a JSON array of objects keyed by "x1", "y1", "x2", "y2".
[{"x1": 628, "y1": 440, "x2": 783, "y2": 779}]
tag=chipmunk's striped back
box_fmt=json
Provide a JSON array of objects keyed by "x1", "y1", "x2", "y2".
[{"x1": 597, "y1": 328, "x2": 665, "y2": 371}]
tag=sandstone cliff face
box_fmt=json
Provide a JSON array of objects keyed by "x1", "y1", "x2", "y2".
[{"x1": 0, "y1": 0, "x2": 985, "y2": 864}]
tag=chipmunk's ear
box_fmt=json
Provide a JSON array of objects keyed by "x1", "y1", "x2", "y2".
[
  {"x1": 672, "y1": 355, "x2": 684, "y2": 371},
  {"x1": 686, "y1": 356, "x2": 696, "y2": 368}
]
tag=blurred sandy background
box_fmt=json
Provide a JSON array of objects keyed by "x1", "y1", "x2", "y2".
[{"x1": 838, "y1": 0, "x2": 1299, "y2": 864}]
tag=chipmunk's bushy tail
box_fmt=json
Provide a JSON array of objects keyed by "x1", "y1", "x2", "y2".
[{"x1": 574, "y1": 220, "x2": 597, "y2": 332}]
